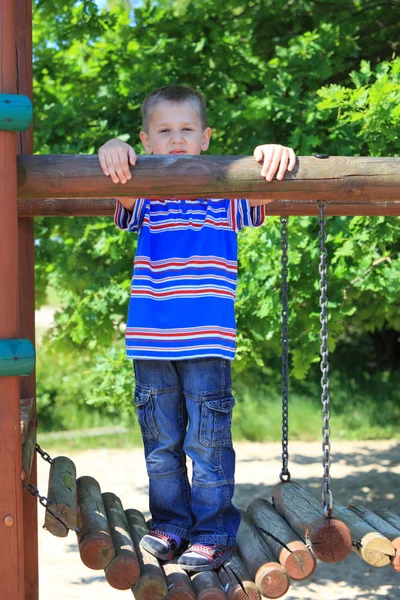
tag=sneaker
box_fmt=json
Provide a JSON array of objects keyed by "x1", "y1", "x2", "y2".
[
  {"x1": 139, "y1": 529, "x2": 180, "y2": 561},
  {"x1": 178, "y1": 543, "x2": 235, "y2": 571}
]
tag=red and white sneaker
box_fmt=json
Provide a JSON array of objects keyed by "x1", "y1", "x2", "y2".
[
  {"x1": 140, "y1": 529, "x2": 180, "y2": 561},
  {"x1": 178, "y1": 543, "x2": 235, "y2": 571}
]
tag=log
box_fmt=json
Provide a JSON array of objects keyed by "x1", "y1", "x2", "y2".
[
  {"x1": 44, "y1": 456, "x2": 77, "y2": 538},
  {"x1": 349, "y1": 504, "x2": 400, "y2": 573},
  {"x1": 375, "y1": 508, "x2": 400, "y2": 532},
  {"x1": 76, "y1": 476, "x2": 115, "y2": 569},
  {"x1": 190, "y1": 571, "x2": 227, "y2": 600},
  {"x1": 333, "y1": 505, "x2": 395, "y2": 567},
  {"x1": 20, "y1": 397, "x2": 34, "y2": 443},
  {"x1": 21, "y1": 421, "x2": 36, "y2": 481},
  {"x1": 125, "y1": 508, "x2": 168, "y2": 600},
  {"x1": 247, "y1": 498, "x2": 316, "y2": 580},
  {"x1": 271, "y1": 481, "x2": 352, "y2": 563},
  {"x1": 163, "y1": 559, "x2": 196, "y2": 600},
  {"x1": 218, "y1": 553, "x2": 260, "y2": 600},
  {"x1": 102, "y1": 492, "x2": 140, "y2": 590},
  {"x1": 236, "y1": 510, "x2": 289, "y2": 599},
  {"x1": 16, "y1": 154, "x2": 400, "y2": 217}
]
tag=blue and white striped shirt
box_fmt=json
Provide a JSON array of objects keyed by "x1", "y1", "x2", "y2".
[{"x1": 114, "y1": 198, "x2": 265, "y2": 360}]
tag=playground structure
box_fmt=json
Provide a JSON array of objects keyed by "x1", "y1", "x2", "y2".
[{"x1": 2, "y1": 0, "x2": 400, "y2": 598}]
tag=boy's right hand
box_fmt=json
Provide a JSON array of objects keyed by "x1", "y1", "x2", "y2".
[{"x1": 98, "y1": 138, "x2": 137, "y2": 184}]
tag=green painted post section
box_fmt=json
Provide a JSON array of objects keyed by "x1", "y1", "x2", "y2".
[
  {"x1": 0, "y1": 94, "x2": 32, "y2": 131},
  {"x1": 0, "y1": 339, "x2": 35, "y2": 376}
]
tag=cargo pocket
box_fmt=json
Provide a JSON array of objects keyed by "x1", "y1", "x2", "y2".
[
  {"x1": 199, "y1": 395, "x2": 235, "y2": 448},
  {"x1": 134, "y1": 388, "x2": 158, "y2": 440}
]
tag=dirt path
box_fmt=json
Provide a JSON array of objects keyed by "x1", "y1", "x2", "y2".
[{"x1": 37, "y1": 439, "x2": 400, "y2": 599}]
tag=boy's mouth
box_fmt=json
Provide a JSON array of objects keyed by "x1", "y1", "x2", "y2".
[{"x1": 169, "y1": 150, "x2": 187, "y2": 154}]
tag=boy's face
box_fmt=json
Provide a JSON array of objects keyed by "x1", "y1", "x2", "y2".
[{"x1": 140, "y1": 100, "x2": 212, "y2": 156}]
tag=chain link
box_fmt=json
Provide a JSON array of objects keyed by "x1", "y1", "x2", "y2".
[
  {"x1": 280, "y1": 216, "x2": 291, "y2": 483},
  {"x1": 35, "y1": 443, "x2": 53, "y2": 464},
  {"x1": 24, "y1": 478, "x2": 81, "y2": 534},
  {"x1": 318, "y1": 202, "x2": 333, "y2": 517}
]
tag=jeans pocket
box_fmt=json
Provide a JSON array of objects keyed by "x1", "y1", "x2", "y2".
[
  {"x1": 134, "y1": 388, "x2": 159, "y2": 440},
  {"x1": 199, "y1": 395, "x2": 235, "y2": 448}
]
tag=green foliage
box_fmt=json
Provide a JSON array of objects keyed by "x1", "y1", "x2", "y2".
[{"x1": 32, "y1": 0, "x2": 400, "y2": 432}]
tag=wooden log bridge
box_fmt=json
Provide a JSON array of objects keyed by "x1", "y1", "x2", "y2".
[{"x1": 16, "y1": 154, "x2": 400, "y2": 217}]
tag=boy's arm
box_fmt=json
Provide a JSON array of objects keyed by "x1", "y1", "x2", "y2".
[{"x1": 117, "y1": 197, "x2": 136, "y2": 211}]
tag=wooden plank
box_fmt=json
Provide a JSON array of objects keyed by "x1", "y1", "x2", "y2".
[
  {"x1": 0, "y1": 0, "x2": 25, "y2": 598},
  {"x1": 15, "y1": 0, "x2": 37, "y2": 596},
  {"x1": 17, "y1": 197, "x2": 400, "y2": 218},
  {"x1": 15, "y1": 154, "x2": 400, "y2": 214},
  {"x1": 20, "y1": 397, "x2": 34, "y2": 443}
]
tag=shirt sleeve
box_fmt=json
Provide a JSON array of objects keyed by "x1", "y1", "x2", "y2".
[
  {"x1": 113, "y1": 198, "x2": 146, "y2": 233},
  {"x1": 228, "y1": 199, "x2": 266, "y2": 232}
]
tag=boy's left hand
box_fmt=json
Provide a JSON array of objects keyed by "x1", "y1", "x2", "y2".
[{"x1": 254, "y1": 144, "x2": 296, "y2": 181}]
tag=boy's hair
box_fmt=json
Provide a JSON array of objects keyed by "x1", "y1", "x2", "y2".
[{"x1": 141, "y1": 85, "x2": 207, "y2": 132}]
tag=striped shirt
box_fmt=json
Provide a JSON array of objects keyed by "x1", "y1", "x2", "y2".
[{"x1": 114, "y1": 198, "x2": 265, "y2": 360}]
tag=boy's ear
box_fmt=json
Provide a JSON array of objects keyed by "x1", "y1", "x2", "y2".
[
  {"x1": 201, "y1": 127, "x2": 212, "y2": 151},
  {"x1": 140, "y1": 130, "x2": 153, "y2": 154}
]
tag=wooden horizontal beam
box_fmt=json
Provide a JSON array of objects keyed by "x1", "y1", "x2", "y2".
[{"x1": 17, "y1": 154, "x2": 400, "y2": 217}]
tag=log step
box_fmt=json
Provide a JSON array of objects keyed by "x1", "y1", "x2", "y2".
[
  {"x1": 44, "y1": 456, "x2": 77, "y2": 538},
  {"x1": 76, "y1": 476, "x2": 115, "y2": 570},
  {"x1": 163, "y1": 558, "x2": 196, "y2": 600},
  {"x1": 333, "y1": 505, "x2": 395, "y2": 567},
  {"x1": 349, "y1": 504, "x2": 400, "y2": 573},
  {"x1": 271, "y1": 481, "x2": 352, "y2": 563},
  {"x1": 190, "y1": 571, "x2": 227, "y2": 600},
  {"x1": 126, "y1": 508, "x2": 168, "y2": 600},
  {"x1": 247, "y1": 497, "x2": 316, "y2": 581},
  {"x1": 218, "y1": 553, "x2": 260, "y2": 600},
  {"x1": 102, "y1": 492, "x2": 140, "y2": 590}
]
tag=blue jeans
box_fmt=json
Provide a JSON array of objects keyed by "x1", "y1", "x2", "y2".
[{"x1": 133, "y1": 358, "x2": 240, "y2": 547}]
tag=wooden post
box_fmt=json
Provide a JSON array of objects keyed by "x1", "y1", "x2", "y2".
[
  {"x1": 15, "y1": 0, "x2": 37, "y2": 597},
  {"x1": 15, "y1": 154, "x2": 400, "y2": 217},
  {"x1": 0, "y1": 1, "x2": 25, "y2": 599}
]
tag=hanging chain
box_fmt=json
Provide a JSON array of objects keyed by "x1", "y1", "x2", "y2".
[
  {"x1": 280, "y1": 216, "x2": 291, "y2": 483},
  {"x1": 318, "y1": 202, "x2": 333, "y2": 517},
  {"x1": 35, "y1": 443, "x2": 53, "y2": 464}
]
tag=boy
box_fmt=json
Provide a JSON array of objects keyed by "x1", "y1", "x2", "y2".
[{"x1": 98, "y1": 85, "x2": 296, "y2": 571}]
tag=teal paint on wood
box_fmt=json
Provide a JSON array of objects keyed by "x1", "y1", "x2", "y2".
[
  {"x1": 0, "y1": 339, "x2": 35, "y2": 376},
  {"x1": 0, "y1": 94, "x2": 33, "y2": 131}
]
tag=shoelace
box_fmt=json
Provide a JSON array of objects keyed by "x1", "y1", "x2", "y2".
[{"x1": 152, "y1": 530, "x2": 175, "y2": 544}]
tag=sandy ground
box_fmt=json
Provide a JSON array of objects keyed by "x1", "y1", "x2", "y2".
[{"x1": 37, "y1": 439, "x2": 400, "y2": 600}]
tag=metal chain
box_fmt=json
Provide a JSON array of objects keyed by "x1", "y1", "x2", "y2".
[
  {"x1": 318, "y1": 202, "x2": 333, "y2": 517},
  {"x1": 280, "y1": 216, "x2": 291, "y2": 483},
  {"x1": 35, "y1": 443, "x2": 53, "y2": 464},
  {"x1": 24, "y1": 483, "x2": 81, "y2": 534}
]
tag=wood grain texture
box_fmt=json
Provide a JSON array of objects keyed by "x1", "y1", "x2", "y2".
[
  {"x1": 247, "y1": 498, "x2": 316, "y2": 580},
  {"x1": 190, "y1": 571, "x2": 228, "y2": 600},
  {"x1": 236, "y1": 511, "x2": 289, "y2": 599},
  {"x1": 102, "y1": 492, "x2": 140, "y2": 590},
  {"x1": 271, "y1": 481, "x2": 352, "y2": 563},
  {"x1": 349, "y1": 504, "x2": 400, "y2": 572},
  {"x1": 16, "y1": 154, "x2": 400, "y2": 217},
  {"x1": 218, "y1": 553, "x2": 260, "y2": 600},
  {"x1": 333, "y1": 505, "x2": 395, "y2": 567},
  {"x1": 44, "y1": 456, "x2": 77, "y2": 537},
  {"x1": 76, "y1": 476, "x2": 115, "y2": 570},
  {"x1": 163, "y1": 558, "x2": 196, "y2": 600},
  {"x1": 20, "y1": 397, "x2": 34, "y2": 443},
  {"x1": 125, "y1": 508, "x2": 168, "y2": 600}
]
